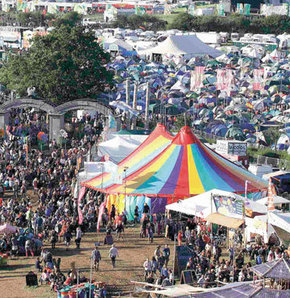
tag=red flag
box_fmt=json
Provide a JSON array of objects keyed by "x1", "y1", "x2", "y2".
[
  {"x1": 78, "y1": 187, "x2": 86, "y2": 225},
  {"x1": 267, "y1": 178, "x2": 276, "y2": 211}
]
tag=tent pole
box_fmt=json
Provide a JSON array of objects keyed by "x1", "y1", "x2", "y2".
[
  {"x1": 132, "y1": 82, "x2": 138, "y2": 130},
  {"x1": 145, "y1": 82, "x2": 150, "y2": 130},
  {"x1": 126, "y1": 79, "x2": 130, "y2": 129},
  {"x1": 172, "y1": 233, "x2": 176, "y2": 283}
]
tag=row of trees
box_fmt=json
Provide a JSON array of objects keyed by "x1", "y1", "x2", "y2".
[
  {"x1": 169, "y1": 13, "x2": 290, "y2": 35},
  {"x1": 0, "y1": 12, "x2": 113, "y2": 103},
  {"x1": 112, "y1": 14, "x2": 167, "y2": 31},
  {"x1": 112, "y1": 13, "x2": 290, "y2": 35}
]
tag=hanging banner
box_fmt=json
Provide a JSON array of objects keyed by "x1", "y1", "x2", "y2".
[
  {"x1": 253, "y1": 69, "x2": 264, "y2": 90},
  {"x1": 267, "y1": 178, "x2": 276, "y2": 211},
  {"x1": 190, "y1": 66, "x2": 205, "y2": 91},
  {"x1": 244, "y1": 4, "x2": 251, "y2": 15},
  {"x1": 78, "y1": 186, "x2": 86, "y2": 225},
  {"x1": 226, "y1": 69, "x2": 235, "y2": 96},
  {"x1": 213, "y1": 195, "x2": 243, "y2": 219},
  {"x1": 97, "y1": 201, "x2": 106, "y2": 232},
  {"x1": 216, "y1": 69, "x2": 227, "y2": 91}
]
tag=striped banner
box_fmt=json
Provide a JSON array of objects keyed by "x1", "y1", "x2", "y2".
[
  {"x1": 253, "y1": 69, "x2": 264, "y2": 90},
  {"x1": 190, "y1": 66, "x2": 205, "y2": 91}
]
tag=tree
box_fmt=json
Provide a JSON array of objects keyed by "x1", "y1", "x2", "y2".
[
  {"x1": 0, "y1": 25, "x2": 113, "y2": 103},
  {"x1": 112, "y1": 14, "x2": 167, "y2": 31}
]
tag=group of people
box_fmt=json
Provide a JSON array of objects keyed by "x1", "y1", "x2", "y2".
[
  {"x1": 0, "y1": 109, "x2": 109, "y2": 294},
  {"x1": 143, "y1": 244, "x2": 173, "y2": 286},
  {"x1": 164, "y1": 216, "x2": 289, "y2": 288}
]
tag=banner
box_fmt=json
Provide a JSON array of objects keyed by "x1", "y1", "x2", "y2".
[
  {"x1": 97, "y1": 201, "x2": 106, "y2": 232},
  {"x1": 217, "y1": 69, "x2": 235, "y2": 94},
  {"x1": 216, "y1": 69, "x2": 227, "y2": 91},
  {"x1": 218, "y1": 4, "x2": 225, "y2": 16},
  {"x1": 190, "y1": 66, "x2": 205, "y2": 91},
  {"x1": 237, "y1": 3, "x2": 244, "y2": 14},
  {"x1": 78, "y1": 186, "x2": 86, "y2": 225},
  {"x1": 267, "y1": 178, "x2": 276, "y2": 211},
  {"x1": 244, "y1": 4, "x2": 251, "y2": 16},
  {"x1": 213, "y1": 195, "x2": 243, "y2": 219},
  {"x1": 253, "y1": 69, "x2": 264, "y2": 90},
  {"x1": 135, "y1": 6, "x2": 146, "y2": 15}
]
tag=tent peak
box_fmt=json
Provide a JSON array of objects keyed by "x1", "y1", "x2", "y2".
[{"x1": 173, "y1": 126, "x2": 199, "y2": 145}]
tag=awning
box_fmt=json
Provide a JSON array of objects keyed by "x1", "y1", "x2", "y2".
[{"x1": 205, "y1": 213, "x2": 244, "y2": 229}]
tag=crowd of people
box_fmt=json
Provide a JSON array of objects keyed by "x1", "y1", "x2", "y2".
[
  {"x1": 0, "y1": 109, "x2": 109, "y2": 294},
  {"x1": 158, "y1": 216, "x2": 289, "y2": 288}
]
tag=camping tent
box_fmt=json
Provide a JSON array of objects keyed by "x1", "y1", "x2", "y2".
[
  {"x1": 139, "y1": 35, "x2": 223, "y2": 59},
  {"x1": 82, "y1": 123, "x2": 173, "y2": 191},
  {"x1": 104, "y1": 126, "x2": 267, "y2": 198}
]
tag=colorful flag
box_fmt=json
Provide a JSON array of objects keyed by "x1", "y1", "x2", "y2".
[
  {"x1": 78, "y1": 186, "x2": 86, "y2": 225},
  {"x1": 267, "y1": 178, "x2": 276, "y2": 211},
  {"x1": 190, "y1": 66, "x2": 205, "y2": 91},
  {"x1": 246, "y1": 101, "x2": 254, "y2": 109},
  {"x1": 253, "y1": 69, "x2": 264, "y2": 90}
]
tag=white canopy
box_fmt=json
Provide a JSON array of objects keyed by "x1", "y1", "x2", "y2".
[
  {"x1": 166, "y1": 189, "x2": 267, "y2": 218},
  {"x1": 257, "y1": 196, "x2": 290, "y2": 206},
  {"x1": 268, "y1": 211, "x2": 290, "y2": 233},
  {"x1": 139, "y1": 35, "x2": 222, "y2": 58},
  {"x1": 98, "y1": 135, "x2": 145, "y2": 163}
]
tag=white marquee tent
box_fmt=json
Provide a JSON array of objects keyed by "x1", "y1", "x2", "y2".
[{"x1": 138, "y1": 35, "x2": 223, "y2": 59}]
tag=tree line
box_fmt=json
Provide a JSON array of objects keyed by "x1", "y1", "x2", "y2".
[{"x1": 113, "y1": 13, "x2": 290, "y2": 35}]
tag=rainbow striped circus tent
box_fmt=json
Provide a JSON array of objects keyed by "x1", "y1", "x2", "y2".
[
  {"x1": 104, "y1": 126, "x2": 267, "y2": 198},
  {"x1": 81, "y1": 123, "x2": 173, "y2": 191}
]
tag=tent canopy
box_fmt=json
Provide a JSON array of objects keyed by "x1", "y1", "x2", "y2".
[
  {"x1": 140, "y1": 35, "x2": 223, "y2": 58},
  {"x1": 251, "y1": 258, "x2": 290, "y2": 279},
  {"x1": 98, "y1": 135, "x2": 143, "y2": 164},
  {"x1": 166, "y1": 189, "x2": 267, "y2": 218},
  {"x1": 105, "y1": 127, "x2": 267, "y2": 197},
  {"x1": 82, "y1": 123, "x2": 173, "y2": 191},
  {"x1": 205, "y1": 213, "x2": 244, "y2": 229},
  {"x1": 257, "y1": 196, "x2": 290, "y2": 205}
]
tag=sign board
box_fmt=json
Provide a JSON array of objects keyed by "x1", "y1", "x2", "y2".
[
  {"x1": 216, "y1": 140, "x2": 247, "y2": 156},
  {"x1": 180, "y1": 270, "x2": 194, "y2": 284},
  {"x1": 176, "y1": 245, "x2": 193, "y2": 275},
  {"x1": 213, "y1": 195, "x2": 243, "y2": 219}
]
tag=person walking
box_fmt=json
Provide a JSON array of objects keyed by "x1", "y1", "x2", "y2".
[
  {"x1": 163, "y1": 244, "x2": 170, "y2": 267},
  {"x1": 108, "y1": 244, "x2": 119, "y2": 268},
  {"x1": 75, "y1": 227, "x2": 82, "y2": 249},
  {"x1": 91, "y1": 246, "x2": 101, "y2": 271}
]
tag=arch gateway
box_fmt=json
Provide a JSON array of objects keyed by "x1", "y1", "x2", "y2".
[{"x1": 0, "y1": 98, "x2": 113, "y2": 140}]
